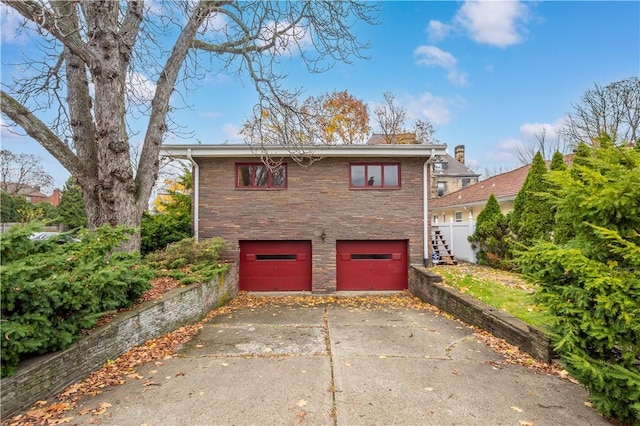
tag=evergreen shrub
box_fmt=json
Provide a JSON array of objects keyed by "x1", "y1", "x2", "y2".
[
  {"x1": 144, "y1": 237, "x2": 229, "y2": 285},
  {"x1": 517, "y1": 139, "x2": 640, "y2": 424},
  {"x1": 0, "y1": 225, "x2": 151, "y2": 377},
  {"x1": 468, "y1": 194, "x2": 514, "y2": 269}
]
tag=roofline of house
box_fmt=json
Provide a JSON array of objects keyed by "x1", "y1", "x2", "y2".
[
  {"x1": 430, "y1": 194, "x2": 517, "y2": 211},
  {"x1": 162, "y1": 143, "x2": 448, "y2": 158}
]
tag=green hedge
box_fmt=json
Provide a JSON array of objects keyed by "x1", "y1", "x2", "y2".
[
  {"x1": 518, "y1": 140, "x2": 640, "y2": 425},
  {"x1": 0, "y1": 224, "x2": 151, "y2": 377}
]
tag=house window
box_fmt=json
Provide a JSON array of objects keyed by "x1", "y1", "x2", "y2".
[
  {"x1": 462, "y1": 178, "x2": 471, "y2": 188},
  {"x1": 236, "y1": 163, "x2": 287, "y2": 189},
  {"x1": 350, "y1": 163, "x2": 400, "y2": 189},
  {"x1": 455, "y1": 211, "x2": 463, "y2": 222},
  {"x1": 437, "y1": 181, "x2": 446, "y2": 197}
]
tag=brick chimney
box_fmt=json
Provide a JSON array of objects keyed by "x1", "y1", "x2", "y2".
[{"x1": 454, "y1": 145, "x2": 465, "y2": 164}]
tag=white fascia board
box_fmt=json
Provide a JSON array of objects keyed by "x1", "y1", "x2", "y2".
[{"x1": 161, "y1": 144, "x2": 448, "y2": 159}]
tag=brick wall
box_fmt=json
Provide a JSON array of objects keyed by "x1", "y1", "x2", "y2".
[
  {"x1": 197, "y1": 157, "x2": 427, "y2": 293},
  {"x1": 0, "y1": 267, "x2": 238, "y2": 418},
  {"x1": 409, "y1": 266, "x2": 552, "y2": 362}
]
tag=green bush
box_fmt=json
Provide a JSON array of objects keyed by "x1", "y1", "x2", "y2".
[
  {"x1": 0, "y1": 225, "x2": 151, "y2": 377},
  {"x1": 141, "y1": 210, "x2": 191, "y2": 255},
  {"x1": 509, "y1": 152, "x2": 554, "y2": 246},
  {"x1": 468, "y1": 194, "x2": 514, "y2": 269},
  {"x1": 517, "y1": 139, "x2": 640, "y2": 424},
  {"x1": 145, "y1": 237, "x2": 228, "y2": 285}
]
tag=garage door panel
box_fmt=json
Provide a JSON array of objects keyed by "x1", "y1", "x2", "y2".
[
  {"x1": 240, "y1": 241, "x2": 311, "y2": 291},
  {"x1": 336, "y1": 240, "x2": 408, "y2": 291}
]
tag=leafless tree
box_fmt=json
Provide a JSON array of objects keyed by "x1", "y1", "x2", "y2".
[
  {"x1": 414, "y1": 119, "x2": 439, "y2": 144},
  {"x1": 0, "y1": 1, "x2": 378, "y2": 251},
  {"x1": 561, "y1": 76, "x2": 640, "y2": 147},
  {"x1": 374, "y1": 92, "x2": 407, "y2": 143},
  {"x1": 0, "y1": 149, "x2": 54, "y2": 194},
  {"x1": 515, "y1": 128, "x2": 570, "y2": 164}
]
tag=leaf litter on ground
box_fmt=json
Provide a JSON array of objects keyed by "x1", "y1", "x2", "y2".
[{"x1": 4, "y1": 289, "x2": 567, "y2": 426}]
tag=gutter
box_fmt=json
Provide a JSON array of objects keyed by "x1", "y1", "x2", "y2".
[
  {"x1": 423, "y1": 149, "x2": 436, "y2": 266},
  {"x1": 186, "y1": 148, "x2": 199, "y2": 240}
]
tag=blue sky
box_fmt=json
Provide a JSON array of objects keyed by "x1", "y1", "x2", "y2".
[{"x1": 1, "y1": 1, "x2": 639, "y2": 190}]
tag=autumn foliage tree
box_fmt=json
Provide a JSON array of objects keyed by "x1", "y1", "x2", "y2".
[
  {"x1": 0, "y1": 1, "x2": 378, "y2": 251},
  {"x1": 141, "y1": 169, "x2": 192, "y2": 255},
  {"x1": 312, "y1": 90, "x2": 371, "y2": 144}
]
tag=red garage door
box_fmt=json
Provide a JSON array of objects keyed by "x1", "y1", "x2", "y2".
[
  {"x1": 239, "y1": 241, "x2": 312, "y2": 291},
  {"x1": 336, "y1": 240, "x2": 408, "y2": 291}
]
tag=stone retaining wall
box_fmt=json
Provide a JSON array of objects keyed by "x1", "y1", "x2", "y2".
[
  {"x1": 409, "y1": 266, "x2": 553, "y2": 362},
  {"x1": 1, "y1": 265, "x2": 238, "y2": 418}
]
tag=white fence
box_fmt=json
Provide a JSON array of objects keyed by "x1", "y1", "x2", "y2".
[{"x1": 432, "y1": 217, "x2": 477, "y2": 263}]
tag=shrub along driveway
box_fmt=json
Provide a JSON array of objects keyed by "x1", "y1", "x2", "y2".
[{"x1": 48, "y1": 294, "x2": 608, "y2": 426}]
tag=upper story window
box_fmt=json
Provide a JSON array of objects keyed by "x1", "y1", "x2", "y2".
[
  {"x1": 350, "y1": 163, "x2": 400, "y2": 189},
  {"x1": 236, "y1": 163, "x2": 287, "y2": 189},
  {"x1": 455, "y1": 211, "x2": 463, "y2": 222},
  {"x1": 462, "y1": 178, "x2": 471, "y2": 188},
  {"x1": 437, "y1": 181, "x2": 446, "y2": 197}
]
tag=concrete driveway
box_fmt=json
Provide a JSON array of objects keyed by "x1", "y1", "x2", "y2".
[{"x1": 64, "y1": 297, "x2": 608, "y2": 425}]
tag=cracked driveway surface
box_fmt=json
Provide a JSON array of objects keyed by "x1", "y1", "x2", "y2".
[{"x1": 67, "y1": 300, "x2": 608, "y2": 425}]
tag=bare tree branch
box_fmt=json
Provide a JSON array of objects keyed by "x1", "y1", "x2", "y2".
[{"x1": 561, "y1": 76, "x2": 640, "y2": 147}]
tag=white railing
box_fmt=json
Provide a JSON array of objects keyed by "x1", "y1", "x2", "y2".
[{"x1": 432, "y1": 213, "x2": 477, "y2": 263}]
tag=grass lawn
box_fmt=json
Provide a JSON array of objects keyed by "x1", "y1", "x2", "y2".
[{"x1": 433, "y1": 263, "x2": 552, "y2": 330}]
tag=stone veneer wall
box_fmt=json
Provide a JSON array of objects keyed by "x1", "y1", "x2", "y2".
[
  {"x1": 197, "y1": 156, "x2": 427, "y2": 293},
  {"x1": 1, "y1": 265, "x2": 238, "y2": 418},
  {"x1": 408, "y1": 266, "x2": 553, "y2": 362}
]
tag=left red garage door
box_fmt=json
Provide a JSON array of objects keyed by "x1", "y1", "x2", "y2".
[{"x1": 239, "y1": 241, "x2": 312, "y2": 291}]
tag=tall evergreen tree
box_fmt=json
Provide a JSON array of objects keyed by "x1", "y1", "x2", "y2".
[
  {"x1": 549, "y1": 151, "x2": 567, "y2": 171},
  {"x1": 548, "y1": 151, "x2": 570, "y2": 243},
  {"x1": 509, "y1": 152, "x2": 554, "y2": 245},
  {"x1": 58, "y1": 177, "x2": 87, "y2": 229},
  {"x1": 517, "y1": 141, "x2": 640, "y2": 424},
  {"x1": 468, "y1": 194, "x2": 512, "y2": 269}
]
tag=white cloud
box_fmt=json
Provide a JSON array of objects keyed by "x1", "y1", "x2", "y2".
[
  {"x1": 403, "y1": 92, "x2": 454, "y2": 126},
  {"x1": 427, "y1": 20, "x2": 453, "y2": 43},
  {"x1": 127, "y1": 71, "x2": 157, "y2": 104},
  {"x1": 414, "y1": 45, "x2": 468, "y2": 86},
  {"x1": 260, "y1": 20, "x2": 313, "y2": 57},
  {"x1": 415, "y1": 45, "x2": 457, "y2": 69},
  {"x1": 222, "y1": 123, "x2": 243, "y2": 142},
  {"x1": 519, "y1": 118, "x2": 566, "y2": 141},
  {"x1": 198, "y1": 111, "x2": 222, "y2": 120},
  {"x1": 0, "y1": 5, "x2": 31, "y2": 44},
  {"x1": 454, "y1": 0, "x2": 529, "y2": 48}
]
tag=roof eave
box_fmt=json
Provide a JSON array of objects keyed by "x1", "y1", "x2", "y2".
[{"x1": 161, "y1": 144, "x2": 448, "y2": 158}]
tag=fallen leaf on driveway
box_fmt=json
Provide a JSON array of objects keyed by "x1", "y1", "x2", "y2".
[
  {"x1": 511, "y1": 406, "x2": 523, "y2": 413},
  {"x1": 297, "y1": 399, "x2": 308, "y2": 407}
]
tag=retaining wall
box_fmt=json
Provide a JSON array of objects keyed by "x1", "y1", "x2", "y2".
[
  {"x1": 409, "y1": 266, "x2": 552, "y2": 362},
  {"x1": 1, "y1": 265, "x2": 238, "y2": 418}
]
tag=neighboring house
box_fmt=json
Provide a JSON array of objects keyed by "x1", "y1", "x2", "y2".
[
  {"x1": 431, "y1": 154, "x2": 574, "y2": 222},
  {"x1": 161, "y1": 143, "x2": 447, "y2": 293},
  {"x1": 0, "y1": 183, "x2": 61, "y2": 206},
  {"x1": 367, "y1": 135, "x2": 479, "y2": 199},
  {"x1": 430, "y1": 164, "x2": 532, "y2": 223},
  {"x1": 429, "y1": 154, "x2": 574, "y2": 264},
  {"x1": 430, "y1": 145, "x2": 480, "y2": 199}
]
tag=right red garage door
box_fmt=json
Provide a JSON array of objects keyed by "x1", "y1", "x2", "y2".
[{"x1": 336, "y1": 240, "x2": 408, "y2": 291}]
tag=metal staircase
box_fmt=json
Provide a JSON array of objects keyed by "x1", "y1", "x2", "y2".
[{"x1": 431, "y1": 229, "x2": 457, "y2": 265}]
